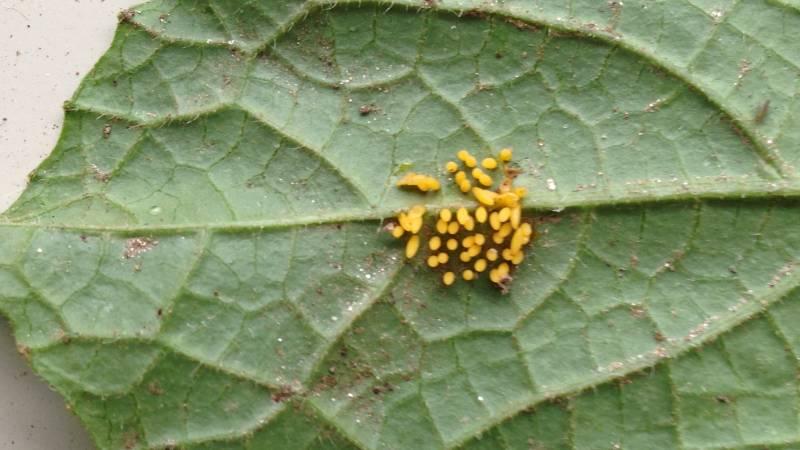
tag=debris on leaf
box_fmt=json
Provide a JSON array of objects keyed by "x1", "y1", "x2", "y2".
[{"x1": 123, "y1": 237, "x2": 158, "y2": 259}]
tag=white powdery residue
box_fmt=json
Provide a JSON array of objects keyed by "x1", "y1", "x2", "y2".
[{"x1": 546, "y1": 178, "x2": 557, "y2": 191}]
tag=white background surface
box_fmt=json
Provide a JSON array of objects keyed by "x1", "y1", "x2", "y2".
[{"x1": 1, "y1": 1, "x2": 139, "y2": 448}]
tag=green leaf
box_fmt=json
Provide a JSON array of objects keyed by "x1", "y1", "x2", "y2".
[{"x1": 3, "y1": 1, "x2": 800, "y2": 449}]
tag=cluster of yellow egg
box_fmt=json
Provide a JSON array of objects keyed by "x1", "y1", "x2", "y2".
[{"x1": 390, "y1": 148, "x2": 535, "y2": 290}]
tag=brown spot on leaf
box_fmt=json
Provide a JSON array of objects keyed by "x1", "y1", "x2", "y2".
[
  {"x1": 147, "y1": 382, "x2": 164, "y2": 396},
  {"x1": 271, "y1": 384, "x2": 297, "y2": 403}
]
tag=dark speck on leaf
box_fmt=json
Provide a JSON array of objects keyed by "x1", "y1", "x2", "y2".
[
  {"x1": 271, "y1": 385, "x2": 297, "y2": 403},
  {"x1": 359, "y1": 104, "x2": 378, "y2": 116}
]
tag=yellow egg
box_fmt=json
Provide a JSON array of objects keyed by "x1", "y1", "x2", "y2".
[
  {"x1": 391, "y1": 226, "x2": 404, "y2": 238},
  {"x1": 409, "y1": 205, "x2": 426, "y2": 217},
  {"x1": 456, "y1": 207, "x2": 470, "y2": 224},
  {"x1": 472, "y1": 187, "x2": 497, "y2": 207},
  {"x1": 511, "y1": 251, "x2": 524, "y2": 265},
  {"x1": 510, "y1": 228, "x2": 526, "y2": 253},
  {"x1": 489, "y1": 269, "x2": 501, "y2": 284},
  {"x1": 410, "y1": 215, "x2": 423, "y2": 234},
  {"x1": 437, "y1": 252, "x2": 449, "y2": 264},
  {"x1": 436, "y1": 219, "x2": 448, "y2": 234},
  {"x1": 499, "y1": 223, "x2": 513, "y2": 238},
  {"x1": 498, "y1": 262, "x2": 510, "y2": 276},
  {"x1": 462, "y1": 236, "x2": 475, "y2": 248},
  {"x1": 475, "y1": 206, "x2": 488, "y2": 223},
  {"x1": 498, "y1": 207, "x2": 511, "y2": 223},
  {"x1": 489, "y1": 212, "x2": 501, "y2": 230},
  {"x1": 447, "y1": 239, "x2": 458, "y2": 251},
  {"x1": 398, "y1": 213, "x2": 413, "y2": 231},
  {"x1": 448, "y1": 221, "x2": 460, "y2": 234},
  {"x1": 405, "y1": 235, "x2": 420, "y2": 259},
  {"x1": 463, "y1": 218, "x2": 475, "y2": 231},
  {"x1": 510, "y1": 206, "x2": 521, "y2": 229},
  {"x1": 496, "y1": 192, "x2": 519, "y2": 208}
]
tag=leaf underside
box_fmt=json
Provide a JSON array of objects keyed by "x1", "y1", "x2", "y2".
[{"x1": 2, "y1": 1, "x2": 800, "y2": 449}]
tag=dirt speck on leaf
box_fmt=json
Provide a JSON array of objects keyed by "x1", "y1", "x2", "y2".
[
  {"x1": 506, "y1": 18, "x2": 539, "y2": 32},
  {"x1": 118, "y1": 9, "x2": 136, "y2": 23},
  {"x1": 123, "y1": 237, "x2": 158, "y2": 259}
]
